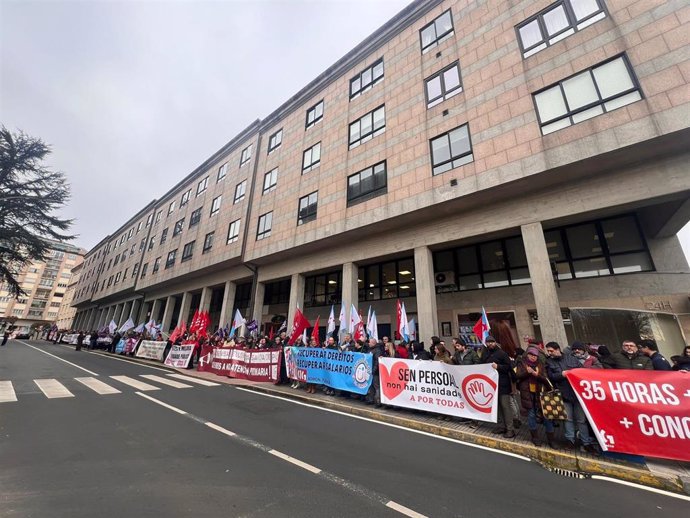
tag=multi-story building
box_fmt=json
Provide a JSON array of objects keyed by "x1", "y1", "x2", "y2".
[
  {"x1": 72, "y1": 0, "x2": 690, "y2": 359},
  {"x1": 54, "y1": 262, "x2": 83, "y2": 331},
  {"x1": 0, "y1": 241, "x2": 85, "y2": 335}
]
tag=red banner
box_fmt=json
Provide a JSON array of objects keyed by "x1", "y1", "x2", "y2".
[
  {"x1": 198, "y1": 345, "x2": 282, "y2": 383},
  {"x1": 565, "y1": 369, "x2": 690, "y2": 462}
]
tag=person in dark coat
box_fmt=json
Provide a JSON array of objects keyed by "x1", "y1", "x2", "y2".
[
  {"x1": 516, "y1": 346, "x2": 554, "y2": 447},
  {"x1": 410, "y1": 341, "x2": 430, "y2": 360},
  {"x1": 76, "y1": 331, "x2": 84, "y2": 351},
  {"x1": 481, "y1": 336, "x2": 517, "y2": 438},
  {"x1": 1, "y1": 331, "x2": 9, "y2": 346},
  {"x1": 451, "y1": 337, "x2": 480, "y2": 365},
  {"x1": 637, "y1": 340, "x2": 671, "y2": 371},
  {"x1": 89, "y1": 332, "x2": 98, "y2": 350},
  {"x1": 604, "y1": 340, "x2": 652, "y2": 370},
  {"x1": 365, "y1": 338, "x2": 383, "y2": 407}
]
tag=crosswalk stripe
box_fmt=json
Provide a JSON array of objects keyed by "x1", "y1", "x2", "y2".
[
  {"x1": 0, "y1": 381, "x2": 17, "y2": 402},
  {"x1": 140, "y1": 374, "x2": 192, "y2": 388},
  {"x1": 110, "y1": 375, "x2": 159, "y2": 391},
  {"x1": 34, "y1": 379, "x2": 75, "y2": 399},
  {"x1": 75, "y1": 377, "x2": 121, "y2": 395},
  {"x1": 167, "y1": 373, "x2": 220, "y2": 386}
]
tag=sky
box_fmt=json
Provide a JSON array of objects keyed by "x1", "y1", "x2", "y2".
[{"x1": 1, "y1": 0, "x2": 689, "y2": 260}]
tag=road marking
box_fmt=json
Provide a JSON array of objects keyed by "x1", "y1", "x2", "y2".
[
  {"x1": 140, "y1": 374, "x2": 192, "y2": 388},
  {"x1": 55, "y1": 344, "x2": 173, "y2": 373},
  {"x1": 135, "y1": 392, "x2": 187, "y2": 415},
  {"x1": 167, "y1": 373, "x2": 220, "y2": 386},
  {"x1": 111, "y1": 375, "x2": 159, "y2": 391},
  {"x1": 17, "y1": 341, "x2": 99, "y2": 376},
  {"x1": 590, "y1": 476, "x2": 690, "y2": 502},
  {"x1": 386, "y1": 501, "x2": 428, "y2": 518},
  {"x1": 205, "y1": 422, "x2": 237, "y2": 437},
  {"x1": 0, "y1": 381, "x2": 17, "y2": 402},
  {"x1": 34, "y1": 379, "x2": 74, "y2": 399},
  {"x1": 75, "y1": 377, "x2": 121, "y2": 395},
  {"x1": 268, "y1": 449, "x2": 322, "y2": 474},
  {"x1": 234, "y1": 387, "x2": 531, "y2": 462}
]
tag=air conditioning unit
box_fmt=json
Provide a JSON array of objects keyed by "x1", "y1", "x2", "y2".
[{"x1": 434, "y1": 271, "x2": 455, "y2": 287}]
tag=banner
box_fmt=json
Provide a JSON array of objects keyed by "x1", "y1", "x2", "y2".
[
  {"x1": 114, "y1": 339, "x2": 126, "y2": 354},
  {"x1": 284, "y1": 347, "x2": 373, "y2": 394},
  {"x1": 124, "y1": 338, "x2": 137, "y2": 354},
  {"x1": 198, "y1": 346, "x2": 282, "y2": 383},
  {"x1": 565, "y1": 369, "x2": 690, "y2": 462},
  {"x1": 135, "y1": 340, "x2": 168, "y2": 361},
  {"x1": 378, "y1": 358, "x2": 499, "y2": 422},
  {"x1": 164, "y1": 343, "x2": 195, "y2": 368}
]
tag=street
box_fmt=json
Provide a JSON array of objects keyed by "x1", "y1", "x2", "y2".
[{"x1": 1, "y1": 340, "x2": 687, "y2": 518}]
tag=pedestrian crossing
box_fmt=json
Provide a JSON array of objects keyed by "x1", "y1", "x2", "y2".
[{"x1": 0, "y1": 373, "x2": 220, "y2": 403}]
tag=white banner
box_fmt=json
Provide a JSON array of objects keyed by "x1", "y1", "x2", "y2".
[
  {"x1": 378, "y1": 358, "x2": 499, "y2": 422},
  {"x1": 135, "y1": 340, "x2": 168, "y2": 361},
  {"x1": 164, "y1": 343, "x2": 195, "y2": 368}
]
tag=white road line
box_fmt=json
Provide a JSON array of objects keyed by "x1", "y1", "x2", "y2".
[
  {"x1": 0, "y1": 381, "x2": 18, "y2": 403},
  {"x1": 590, "y1": 476, "x2": 690, "y2": 502},
  {"x1": 205, "y1": 421, "x2": 237, "y2": 437},
  {"x1": 234, "y1": 387, "x2": 531, "y2": 462},
  {"x1": 89, "y1": 350, "x2": 172, "y2": 372},
  {"x1": 34, "y1": 379, "x2": 74, "y2": 399},
  {"x1": 17, "y1": 341, "x2": 99, "y2": 376},
  {"x1": 110, "y1": 375, "x2": 159, "y2": 391},
  {"x1": 386, "y1": 501, "x2": 429, "y2": 518},
  {"x1": 268, "y1": 449, "x2": 322, "y2": 474},
  {"x1": 135, "y1": 392, "x2": 187, "y2": 414},
  {"x1": 140, "y1": 374, "x2": 192, "y2": 388},
  {"x1": 167, "y1": 373, "x2": 220, "y2": 386},
  {"x1": 75, "y1": 377, "x2": 121, "y2": 395}
]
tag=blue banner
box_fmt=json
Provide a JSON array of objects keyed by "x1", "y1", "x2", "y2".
[
  {"x1": 114, "y1": 339, "x2": 126, "y2": 354},
  {"x1": 285, "y1": 347, "x2": 373, "y2": 394}
]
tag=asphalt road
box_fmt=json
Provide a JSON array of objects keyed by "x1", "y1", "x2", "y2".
[{"x1": 1, "y1": 339, "x2": 687, "y2": 518}]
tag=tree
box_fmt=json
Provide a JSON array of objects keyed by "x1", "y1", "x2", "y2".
[{"x1": 0, "y1": 126, "x2": 75, "y2": 298}]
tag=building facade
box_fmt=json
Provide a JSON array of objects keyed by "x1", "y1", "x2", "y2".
[
  {"x1": 72, "y1": 0, "x2": 690, "y2": 359},
  {"x1": 54, "y1": 262, "x2": 83, "y2": 331},
  {"x1": 0, "y1": 241, "x2": 85, "y2": 335}
]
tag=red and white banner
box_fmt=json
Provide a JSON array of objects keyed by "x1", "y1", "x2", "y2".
[
  {"x1": 164, "y1": 343, "x2": 195, "y2": 368},
  {"x1": 198, "y1": 346, "x2": 281, "y2": 383},
  {"x1": 379, "y1": 358, "x2": 499, "y2": 422},
  {"x1": 565, "y1": 369, "x2": 690, "y2": 462}
]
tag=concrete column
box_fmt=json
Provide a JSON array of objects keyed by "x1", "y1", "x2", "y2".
[
  {"x1": 177, "y1": 292, "x2": 192, "y2": 327},
  {"x1": 87, "y1": 308, "x2": 98, "y2": 330},
  {"x1": 129, "y1": 299, "x2": 140, "y2": 320},
  {"x1": 73, "y1": 312, "x2": 82, "y2": 330},
  {"x1": 160, "y1": 295, "x2": 176, "y2": 333},
  {"x1": 341, "y1": 262, "x2": 359, "y2": 330},
  {"x1": 105, "y1": 306, "x2": 114, "y2": 326},
  {"x1": 251, "y1": 281, "x2": 266, "y2": 325},
  {"x1": 219, "y1": 281, "x2": 236, "y2": 327},
  {"x1": 139, "y1": 300, "x2": 152, "y2": 324},
  {"x1": 199, "y1": 287, "x2": 212, "y2": 313},
  {"x1": 414, "y1": 246, "x2": 439, "y2": 342},
  {"x1": 286, "y1": 274, "x2": 305, "y2": 331},
  {"x1": 113, "y1": 304, "x2": 124, "y2": 327},
  {"x1": 521, "y1": 222, "x2": 568, "y2": 346},
  {"x1": 95, "y1": 308, "x2": 104, "y2": 328},
  {"x1": 119, "y1": 302, "x2": 131, "y2": 326}
]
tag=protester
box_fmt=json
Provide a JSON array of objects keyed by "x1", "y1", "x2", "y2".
[
  {"x1": 76, "y1": 331, "x2": 84, "y2": 351},
  {"x1": 515, "y1": 346, "x2": 554, "y2": 447},
  {"x1": 671, "y1": 345, "x2": 690, "y2": 371},
  {"x1": 433, "y1": 340, "x2": 453, "y2": 364},
  {"x1": 451, "y1": 338, "x2": 479, "y2": 365},
  {"x1": 1, "y1": 330, "x2": 9, "y2": 346},
  {"x1": 570, "y1": 342, "x2": 601, "y2": 368},
  {"x1": 481, "y1": 336, "x2": 517, "y2": 438},
  {"x1": 637, "y1": 340, "x2": 671, "y2": 371},
  {"x1": 602, "y1": 340, "x2": 652, "y2": 370},
  {"x1": 365, "y1": 337, "x2": 383, "y2": 407},
  {"x1": 410, "y1": 341, "x2": 430, "y2": 360}
]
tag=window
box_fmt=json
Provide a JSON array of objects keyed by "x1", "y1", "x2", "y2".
[
  {"x1": 114, "y1": 272, "x2": 121, "y2": 284},
  {"x1": 298, "y1": 191, "x2": 318, "y2": 225},
  {"x1": 425, "y1": 62, "x2": 463, "y2": 108},
  {"x1": 263, "y1": 279, "x2": 291, "y2": 305},
  {"x1": 168, "y1": 201, "x2": 175, "y2": 215},
  {"x1": 140, "y1": 263, "x2": 148, "y2": 278},
  {"x1": 217, "y1": 163, "x2": 228, "y2": 182},
  {"x1": 350, "y1": 58, "x2": 384, "y2": 100},
  {"x1": 305, "y1": 100, "x2": 324, "y2": 129},
  {"x1": 165, "y1": 249, "x2": 177, "y2": 269},
  {"x1": 358, "y1": 258, "x2": 416, "y2": 301},
  {"x1": 203, "y1": 231, "x2": 215, "y2": 253},
  {"x1": 145, "y1": 214, "x2": 153, "y2": 227},
  {"x1": 302, "y1": 142, "x2": 321, "y2": 173},
  {"x1": 210, "y1": 195, "x2": 222, "y2": 217},
  {"x1": 114, "y1": 254, "x2": 120, "y2": 266},
  {"x1": 173, "y1": 218, "x2": 185, "y2": 236},
  {"x1": 263, "y1": 169, "x2": 278, "y2": 194},
  {"x1": 239, "y1": 144, "x2": 252, "y2": 167},
  {"x1": 132, "y1": 263, "x2": 139, "y2": 277},
  {"x1": 420, "y1": 9, "x2": 454, "y2": 53},
  {"x1": 267, "y1": 129, "x2": 282, "y2": 153},
  {"x1": 160, "y1": 228, "x2": 168, "y2": 245},
  {"x1": 127, "y1": 228, "x2": 133, "y2": 240},
  {"x1": 234, "y1": 180, "x2": 246, "y2": 203},
  {"x1": 256, "y1": 212, "x2": 272, "y2": 240},
  {"x1": 227, "y1": 219, "x2": 240, "y2": 244},
  {"x1": 130, "y1": 244, "x2": 135, "y2": 256},
  {"x1": 148, "y1": 235, "x2": 156, "y2": 251},
  {"x1": 349, "y1": 105, "x2": 385, "y2": 149},
  {"x1": 107, "y1": 276, "x2": 113, "y2": 287},
  {"x1": 137, "y1": 222, "x2": 142, "y2": 234},
  {"x1": 139, "y1": 238, "x2": 146, "y2": 252},
  {"x1": 152, "y1": 257, "x2": 161, "y2": 273},
  {"x1": 533, "y1": 54, "x2": 642, "y2": 135},
  {"x1": 155, "y1": 210, "x2": 162, "y2": 224},
  {"x1": 189, "y1": 208, "x2": 202, "y2": 227},
  {"x1": 517, "y1": 0, "x2": 607, "y2": 58},
  {"x1": 181, "y1": 189, "x2": 191, "y2": 206},
  {"x1": 181, "y1": 241, "x2": 195, "y2": 262},
  {"x1": 196, "y1": 176, "x2": 209, "y2": 196},
  {"x1": 120, "y1": 252, "x2": 127, "y2": 263},
  {"x1": 347, "y1": 161, "x2": 387, "y2": 206},
  {"x1": 430, "y1": 123, "x2": 473, "y2": 175}
]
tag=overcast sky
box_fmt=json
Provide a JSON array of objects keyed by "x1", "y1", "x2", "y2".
[{"x1": 2, "y1": 0, "x2": 689, "y2": 259}]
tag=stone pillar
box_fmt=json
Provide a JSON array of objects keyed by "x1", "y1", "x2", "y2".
[
  {"x1": 129, "y1": 299, "x2": 140, "y2": 320},
  {"x1": 150, "y1": 299, "x2": 162, "y2": 323},
  {"x1": 414, "y1": 246, "x2": 439, "y2": 342},
  {"x1": 87, "y1": 308, "x2": 98, "y2": 330},
  {"x1": 177, "y1": 292, "x2": 192, "y2": 327},
  {"x1": 341, "y1": 262, "x2": 359, "y2": 331},
  {"x1": 251, "y1": 281, "x2": 266, "y2": 326},
  {"x1": 160, "y1": 295, "x2": 176, "y2": 333},
  {"x1": 119, "y1": 302, "x2": 131, "y2": 326},
  {"x1": 219, "y1": 281, "x2": 236, "y2": 327},
  {"x1": 95, "y1": 308, "x2": 105, "y2": 328},
  {"x1": 521, "y1": 222, "x2": 568, "y2": 346},
  {"x1": 113, "y1": 304, "x2": 124, "y2": 327},
  {"x1": 286, "y1": 274, "x2": 305, "y2": 331},
  {"x1": 199, "y1": 287, "x2": 212, "y2": 313}
]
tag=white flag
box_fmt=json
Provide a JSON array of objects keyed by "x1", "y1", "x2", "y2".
[
  {"x1": 145, "y1": 319, "x2": 157, "y2": 336},
  {"x1": 367, "y1": 310, "x2": 379, "y2": 341},
  {"x1": 327, "y1": 305, "x2": 336, "y2": 337},
  {"x1": 119, "y1": 317, "x2": 135, "y2": 334},
  {"x1": 108, "y1": 319, "x2": 117, "y2": 335},
  {"x1": 400, "y1": 302, "x2": 410, "y2": 341},
  {"x1": 134, "y1": 322, "x2": 146, "y2": 333},
  {"x1": 230, "y1": 309, "x2": 246, "y2": 337},
  {"x1": 408, "y1": 318, "x2": 416, "y2": 341},
  {"x1": 301, "y1": 328, "x2": 309, "y2": 346}
]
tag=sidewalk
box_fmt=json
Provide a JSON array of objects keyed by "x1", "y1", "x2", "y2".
[{"x1": 97, "y1": 350, "x2": 690, "y2": 495}]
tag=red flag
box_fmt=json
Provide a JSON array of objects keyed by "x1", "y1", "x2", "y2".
[
  {"x1": 169, "y1": 324, "x2": 181, "y2": 343},
  {"x1": 311, "y1": 315, "x2": 320, "y2": 344},
  {"x1": 198, "y1": 311, "x2": 210, "y2": 337},
  {"x1": 288, "y1": 308, "x2": 311, "y2": 345},
  {"x1": 189, "y1": 309, "x2": 200, "y2": 333},
  {"x1": 395, "y1": 299, "x2": 402, "y2": 340},
  {"x1": 268, "y1": 326, "x2": 275, "y2": 341}
]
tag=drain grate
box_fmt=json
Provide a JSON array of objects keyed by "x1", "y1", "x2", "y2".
[{"x1": 543, "y1": 465, "x2": 590, "y2": 479}]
